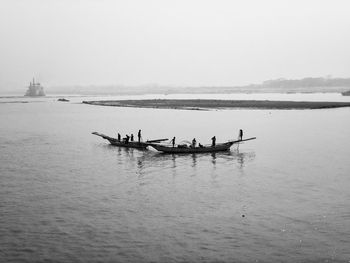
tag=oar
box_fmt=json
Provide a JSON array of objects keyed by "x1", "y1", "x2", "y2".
[
  {"x1": 146, "y1": 138, "x2": 169, "y2": 143},
  {"x1": 230, "y1": 137, "x2": 257, "y2": 144}
]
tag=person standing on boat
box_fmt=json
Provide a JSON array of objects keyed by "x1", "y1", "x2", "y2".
[
  {"x1": 125, "y1": 135, "x2": 130, "y2": 144},
  {"x1": 138, "y1": 130, "x2": 142, "y2": 142},
  {"x1": 211, "y1": 136, "x2": 216, "y2": 147},
  {"x1": 117, "y1": 133, "x2": 121, "y2": 141},
  {"x1": 192, "y1": 138, "x2": 196, "y2": 148},
  {"x1": 239, "y1": 129, "x2": 243, "y2": 141},
  {"x1": 171, "y1": 137, "x2": 176, "y2": 147},
  {"x1": 131, "y1": 134, "x2": 134, "y2": 141}
]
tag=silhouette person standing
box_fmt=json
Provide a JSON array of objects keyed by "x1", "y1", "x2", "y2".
[
  {"x1": 125, "y1": 135, "x2": 130, "y2": 144},
  {"x1": 192, "y1": 138, "x2": 196, "y2": 148},
  {"x1": 211, "y1": 136, "x2": 216, "y2": 147},
  {"x1": 138, "y1": 130, "x2": 142, "y2": 142},
  {"x1": 117, "y1": 133, "x2": 121, "y2": 141},
  {"x1": 171, "y1": 137, "x2": 176, "y2": 147},
  {"x1": 239, "y1": 129, "x2": 243, "y2": 141},
  {"x1": 131, "y1": 134, "x2": 134, "y2": 141}
]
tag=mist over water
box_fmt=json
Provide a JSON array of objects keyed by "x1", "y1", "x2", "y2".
[
  {"x1": 2, "y1": 0, "x2": 350, "y2": 261},
  {"x1": 1, "y1": 95, "x2": 350, "y2": 262}
]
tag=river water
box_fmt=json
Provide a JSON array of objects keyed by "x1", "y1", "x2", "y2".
[{"x1": 1, "y1": 94, "x2": 349, "y2": 262}]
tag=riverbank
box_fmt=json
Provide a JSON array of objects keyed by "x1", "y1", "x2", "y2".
[{"x1": 82, "y1": 99, "x2": 350, "y2": 110}]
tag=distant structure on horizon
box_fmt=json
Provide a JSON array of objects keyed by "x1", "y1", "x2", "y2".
[
  {"x1": 25, "y1": 78, "x2": 45, "y2": 96},
  {"x1": 342, "y1": 90, "x2": 350, "y2": 96}
]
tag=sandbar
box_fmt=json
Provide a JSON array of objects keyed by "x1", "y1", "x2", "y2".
[{"x1": 82, "y1": 99, "x2": 350, "y2": 110}]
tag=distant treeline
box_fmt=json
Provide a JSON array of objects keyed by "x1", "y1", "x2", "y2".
[
  {"x1": 252, "y1": 77, "x2": 350, "y2": 89},
  {"x1": 43, "y1": 77, "x2": 350, "y2": 95}
]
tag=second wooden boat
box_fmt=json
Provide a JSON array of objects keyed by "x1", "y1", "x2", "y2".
[{"x1": 148, "y1": 137, "x2": 256, "y2": 154}]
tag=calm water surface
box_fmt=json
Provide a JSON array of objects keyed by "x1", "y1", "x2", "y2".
[{"x1": 1, "y1": 96, "x2": 350, "y2": 262}]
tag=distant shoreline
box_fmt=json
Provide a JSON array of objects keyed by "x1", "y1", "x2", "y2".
[
  {"x1": 3, "y1": 77, "x2": 350, "y2": 95},
  {"x1": 82, "y1": 99, "x2": 350, "y2": 110}
]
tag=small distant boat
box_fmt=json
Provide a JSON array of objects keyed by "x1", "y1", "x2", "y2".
[
  {"x1": 58, "y1": 98, "x2": 69, "y2": 102},
  {"x1": 92, "y1": 132, "x2": 168, "y2": 149},
  {"x1": 148, "y1": 137, "x2": 256, "y2": 154},
  {"x1": 25, "y1": 78, "x2": 45, "y2": 97}
]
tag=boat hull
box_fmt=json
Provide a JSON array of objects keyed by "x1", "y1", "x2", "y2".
[
  {"x1": 108, "y1": 138, "x2": 148, "y2": 149},
  {"x1": 149, "y1": 142, "x2": 234, "y2": 153}
]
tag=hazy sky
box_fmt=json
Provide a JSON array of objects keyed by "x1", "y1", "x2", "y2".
[{"x1": 0, "y1": 0, "x2": 349, "y2": 91}]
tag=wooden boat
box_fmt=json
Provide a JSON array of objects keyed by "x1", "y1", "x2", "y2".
[
  {"x1": 92, "y1": 132, "x2": 168, "y2": 149},
  {"x1": 58, "y1": 98, "x2": 69, "y2": 102},
  {"x1": 148, "y1": 137, "x2": 256, "y2": 154}
]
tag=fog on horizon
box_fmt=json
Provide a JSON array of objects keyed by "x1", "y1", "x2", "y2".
[{"x1": 0, "y1": 0, "x2": 349, "y2": 93}]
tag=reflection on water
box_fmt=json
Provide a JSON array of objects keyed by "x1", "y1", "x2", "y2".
[
  {"x1": 191, "y1": 153, "x2": 197, "y2": 169},
  {"x1": 133, "y1": 148, "x2": 256, "y2": 178},
  {"x1": 211, "y1": 152, "x2": 217, "y2": 167},
  {"x1": 231, "y1": 148, "x2": 256, "y2": 170}
]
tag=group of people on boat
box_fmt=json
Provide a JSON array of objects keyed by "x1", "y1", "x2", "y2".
[
  {"x1": 116, "y1": 129, "x2": 244, "y2": 147},
  {"x1": 117, "y1": 129, "x2": 142, "y2": 144},
  {"x1": 191, "y1": 138, "x2": 203, "y2": 148},
  {"x1": 169, "y1": 129, "x2": 243, "y2": 148}
]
